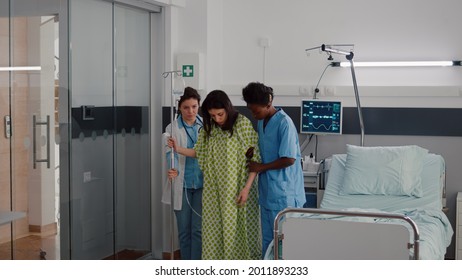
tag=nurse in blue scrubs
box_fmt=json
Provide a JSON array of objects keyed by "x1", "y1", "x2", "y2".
[{"x1": 242, "y1": 82, "x2": 306, "y2": 258}]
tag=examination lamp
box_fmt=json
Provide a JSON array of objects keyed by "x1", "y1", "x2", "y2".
[{"x1": 305, "y1": 44, "x2": 365, "y2": 146}]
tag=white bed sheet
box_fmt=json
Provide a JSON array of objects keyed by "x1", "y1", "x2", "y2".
[
  {"x1": 320, "y1": 153, "x2": 452, "y2": 259},
  {"x1": 265, "y1": 153, "x2": 453, "y2": 260}
]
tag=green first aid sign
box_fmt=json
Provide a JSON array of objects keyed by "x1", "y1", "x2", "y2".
[{"x1": 182, "y1": 65, "x2": 194, "y2": 77}]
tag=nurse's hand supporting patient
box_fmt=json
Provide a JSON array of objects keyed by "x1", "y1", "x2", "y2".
[
  {"x1": 248, "y1": 157, "x2": 295, "y2": 173},
  {"x1": 247, "y1": 161, "x2": 263, "y2": 173}
]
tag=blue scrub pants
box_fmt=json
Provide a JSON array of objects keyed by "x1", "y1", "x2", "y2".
[
  {"x1": 260, "y1": 206, "x2": 281, "y2": 259},
  {"x1": 175, "y1": 188, "x2": 202, "y2": 260}
]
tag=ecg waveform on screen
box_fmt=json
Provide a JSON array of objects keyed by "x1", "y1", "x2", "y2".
[
  {"x1": 310, "y1": 123, "x2": 337, "y2": 131},
  {"x1": 301, "y1": 100, "x2": 342, "y2": 134},
  {"x1": 309, "y1": 104, "x2": 334, "y2": 111}
]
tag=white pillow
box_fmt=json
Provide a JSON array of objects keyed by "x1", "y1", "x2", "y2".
[{"x1": 341, "y1": 145, "x2": 428, "y2": 197}]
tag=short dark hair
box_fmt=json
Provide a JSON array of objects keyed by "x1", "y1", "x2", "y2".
[
  {"x1": 201, "y1": 90, "x2": 238, "y2": 137},
  {"x1": 242, "y1": 82, "x2": 274, "y2": 105}
]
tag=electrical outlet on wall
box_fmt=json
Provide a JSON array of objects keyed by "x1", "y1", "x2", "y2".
[
  {"x1": 258, "y1": 37, "x2": 270, "y2": 48},
  {"x1": 298, "y1": 86, "x2": 311, "y2": 95},
  {"x1": 324, "y1": 86, "x2": 336, "y2": 96}
]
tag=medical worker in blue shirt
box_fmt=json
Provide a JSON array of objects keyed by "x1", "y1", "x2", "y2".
[
  {"x1": 163, "y1": 87, "x2": 203, "y2": 260},
  {"x1": 242, "y1": 82, "x2": 306, "y2": 258}
]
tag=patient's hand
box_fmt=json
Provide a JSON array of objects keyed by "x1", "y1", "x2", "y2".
[{"x1": 236, "y1": 187, "x2": 250, "y2": 207}]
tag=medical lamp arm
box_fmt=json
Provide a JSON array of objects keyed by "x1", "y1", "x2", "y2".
[{"x1": 321, "y1": 44, "x2": 365, "y2": 146}]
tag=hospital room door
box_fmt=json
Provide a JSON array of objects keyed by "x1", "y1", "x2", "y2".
[
  {"x1": 1, "y1": 0, "x2": 157, "y2": 259},
  {"x1": 0, "y1": 0, "x2": 63, "y2": 259},
  {"x1": 64, "y1": 0, "x2": 153, "y2": 259}
]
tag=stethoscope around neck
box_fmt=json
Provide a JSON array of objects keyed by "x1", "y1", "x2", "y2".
[{"x1": 179, "y1": 115, "x2": 203, "y2": 144}]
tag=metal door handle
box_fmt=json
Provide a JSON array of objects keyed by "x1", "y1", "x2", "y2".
[
  {"x1": 33, "y1": 115, "x2": 50, "y2": 169},
  {"x1": 4, "y1": 115, "x2": 11, "y2": 138}
]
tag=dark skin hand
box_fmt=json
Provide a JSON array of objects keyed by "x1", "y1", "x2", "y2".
[
  {"x1": 245, "y1": 103, "x2": 296, "y2": 173},
  {"x1": 248, "y1": 157, "x2": 295, "y2": 173}
]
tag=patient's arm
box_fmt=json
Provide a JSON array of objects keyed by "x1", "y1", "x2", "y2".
[{"x1": 236, "y1": 171, "x2": 258, "y2": 207}]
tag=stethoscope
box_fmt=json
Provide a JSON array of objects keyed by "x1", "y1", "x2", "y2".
[
  {"x1": 179, "y1": 116, "x2": 203, "y2": 145},
  {"x1": 178, "y1": 116, "x2": 203, "y2": 218}
]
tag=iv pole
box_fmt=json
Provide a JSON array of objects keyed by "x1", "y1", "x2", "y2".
[
  {"x1": 305, "y1": 44, "x2": 365, "y2": 146},
  {"x1": 162, "y1": 70, "x2": 184, "y2": 260}
]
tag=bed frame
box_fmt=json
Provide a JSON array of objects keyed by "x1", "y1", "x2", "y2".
[{"x1": 273, "y1": 208, "x2": 420, "y2": 260}]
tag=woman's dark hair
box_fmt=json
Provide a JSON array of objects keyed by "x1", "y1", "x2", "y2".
[
  {"x1": 242, "y1": 82, "x2": 274, "y2": 105},
  {"x1": 201, "y1": 90, "x2": 238, "y2": 138},
  {"x1": 178, "y1": 86, "x2": 201, "y2": 109}
]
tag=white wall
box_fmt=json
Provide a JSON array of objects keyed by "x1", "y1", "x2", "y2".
[
  {"x1": 173, "y1": 0, "x2": 462, "y2": 107},
  {"x1": 168, "y1": 0, "x2": 462, "y2": 259}
]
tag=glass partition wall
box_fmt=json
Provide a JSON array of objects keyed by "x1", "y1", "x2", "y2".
[
  {"x1": 1, "y1": 0, "x2": 154, "y2": 260},
  {"x1": 1, "y1": 0, "x2": 63, "y2": 260},
  {"x1": 68, "y1": 0, "x2": 152, "y2": 259},
  {"x1": 113, "y1": 5, "x2": 151, "y2": 259}
]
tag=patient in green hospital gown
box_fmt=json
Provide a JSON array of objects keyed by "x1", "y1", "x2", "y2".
[
  {"x1": 196, "y1": 90, "x2": 261, "y2": 260},
  {"x1": 169, "y1": 90, "x2": 261, "y2": 259}
]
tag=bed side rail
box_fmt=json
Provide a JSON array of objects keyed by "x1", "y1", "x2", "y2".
[{"x1": 273, "y1": 207, "x2": 420, "y2": 260}]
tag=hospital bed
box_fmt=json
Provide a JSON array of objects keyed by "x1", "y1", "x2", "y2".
[{"x1": 266, "y1": 145, "x2": 454, "y2": 260}]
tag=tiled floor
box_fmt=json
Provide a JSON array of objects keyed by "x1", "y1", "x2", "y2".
[
  {"x1": 0, "y1": 232, "x2": 59, "y2": 260},
  {"x1": 0, "y1": 233, "x2": 152, "y2": 260},
  {"x1": 104, "y1": 249, "x2": 151, "y2": 260}
]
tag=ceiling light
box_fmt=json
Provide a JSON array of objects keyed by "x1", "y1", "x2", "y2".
[
  {"x1": 0, "y1": 66, "x2": 42, "y2": 71},
  {"x1": 332, "y1": 61, "x2": 461, "y2": 67}
]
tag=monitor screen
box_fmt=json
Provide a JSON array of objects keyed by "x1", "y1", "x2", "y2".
[{"x1": 300, "y1": 99, "x2": 342, "y2": 135}]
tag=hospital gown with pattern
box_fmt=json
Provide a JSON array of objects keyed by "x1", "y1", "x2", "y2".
[{"x1": 195, "y1": 114, "x2": 261, "y2": 259}]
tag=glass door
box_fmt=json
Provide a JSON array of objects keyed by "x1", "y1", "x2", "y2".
[
  {"x1": 68, "y1": 0, "x2": 152, "y2": 259},
  {"x1": 0, "y1": 0, "x2": 15, "y2": 259},
  {"x1": 1, "y1": 0, "x2": 155, "y2": 260},
  {"x1": 113, "y1": 4, "x2": 151, "y2": 259},
  {"x1": 0, "y1": 0, "x2": 63, "y2": 260}
]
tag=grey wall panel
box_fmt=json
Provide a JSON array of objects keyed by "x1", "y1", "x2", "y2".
[{"x1": 163, "y1": 106, "x2": 462, "y2": 137}]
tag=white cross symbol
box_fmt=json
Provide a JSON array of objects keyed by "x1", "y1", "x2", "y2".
[{"x1": 184, "y1": 66, "x2": 193, "y2": 77}]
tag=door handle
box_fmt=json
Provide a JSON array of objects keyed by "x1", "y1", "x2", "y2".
[
  {"x1": 4, "y1": 115, "x2": 11, "y2": 138},
  {"x1": 33, "y1": 115, "x2": 50, "y2": 169}
]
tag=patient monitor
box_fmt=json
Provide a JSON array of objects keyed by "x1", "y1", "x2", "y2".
[{"x1": 300, "y1": 99, "x2": 342, "y2": 135}]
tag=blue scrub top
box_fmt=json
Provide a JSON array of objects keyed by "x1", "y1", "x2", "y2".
[{"x1": 257, "y1": 108, "x2": 306, "y2": 210}]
